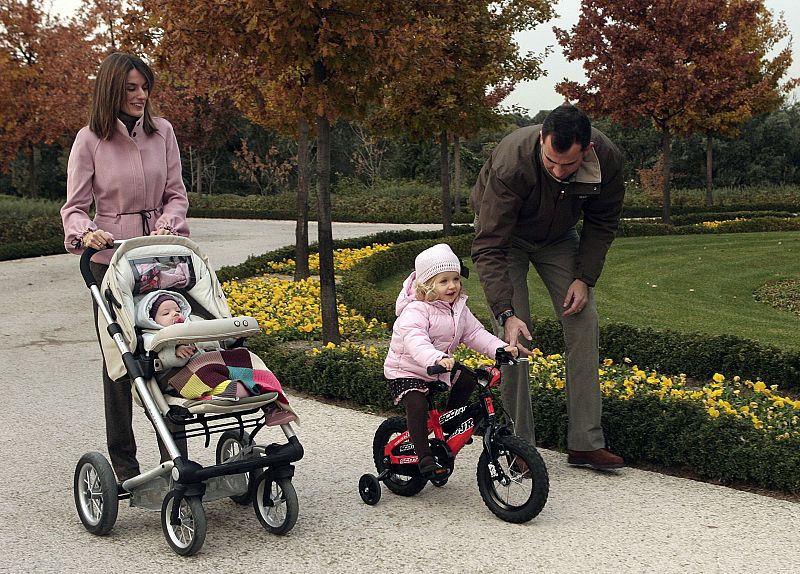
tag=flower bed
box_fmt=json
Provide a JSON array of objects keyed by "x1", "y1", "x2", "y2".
[{"x1": 222, "y1": 230, "x2": 800, "y2": 491}]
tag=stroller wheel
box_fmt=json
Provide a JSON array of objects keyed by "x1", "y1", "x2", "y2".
[
  {"x1": 73, "y1": 452, "x2": 119, "y2": 536},
  {"x1": 253, "y1": 475, "x2": 298, "y2": 535},
  {"x1": 215, "y1": 429, "x2": 254, "y2": 505},
  {"x1": 161, "y1": 493, "x2": 207, "y2": 556},
  {"x1": 358, "y1": 474, "x2": 381, "y2": 505}
]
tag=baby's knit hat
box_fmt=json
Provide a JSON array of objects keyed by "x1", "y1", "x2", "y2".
[
  {"x1": 149, "y1": 293, "x2": 179, "y2": 319},
  {"x1": 415, "y1": 243, "x2": 461, "y2": 284}
]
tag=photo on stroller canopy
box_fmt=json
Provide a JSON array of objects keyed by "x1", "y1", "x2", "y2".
[{"x1": 73, "y1": 235, "x2": 304, "y2": 556}]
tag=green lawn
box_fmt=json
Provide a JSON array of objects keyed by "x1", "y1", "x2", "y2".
[{"x1": 378, "y1": 231, "x2": 800, "y2": 351}]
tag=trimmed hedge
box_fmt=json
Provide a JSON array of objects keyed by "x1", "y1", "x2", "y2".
[
  {"x1": 338, "y1": 229, "x2": 800, "y2": 391},
  {"x1": 257, "y1": 341, "x2": 800, "y2": 492},
  {"x1": 0, "y1": 239, "x2": 66, "y2": 261},
  {"x1": 0, "y1": 212, "x2": 66, "y2": 261},
  {"x1": 216, "y1": 226, "x2": 473, "y2": 283},
  {"x1": 621, "y1": 203, "x2": 800, "y2": 218},
  {"x1": 338, "y1": 233, "x2": 473, "y2": 325}
]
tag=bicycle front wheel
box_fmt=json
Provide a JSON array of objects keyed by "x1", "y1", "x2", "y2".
[{"x1": 477, "y1": 435, "x2": 549, "y2": 523}]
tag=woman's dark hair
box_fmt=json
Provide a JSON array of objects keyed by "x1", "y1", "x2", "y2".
[
  {"x1": 89, "y1": 53, "x2": 157, "y2": 140},
  {"x1": 541, "y1": 104, "x2": 591, "y2": 152}
]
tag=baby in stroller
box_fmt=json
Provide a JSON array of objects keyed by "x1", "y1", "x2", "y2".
[
  {"x1": 136, "y1": 290, "x2": 218, "y2": 366},
  {"x1": 134, "y1": 289, "x2": 297, "y2": 425},
  {"x1": 73, "y1": 235, "x2": 304, "y2": 556}
]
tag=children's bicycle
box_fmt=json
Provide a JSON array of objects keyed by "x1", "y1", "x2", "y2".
[{"x1": 358, "y1": 349, "x2": 549, "y2": 523}]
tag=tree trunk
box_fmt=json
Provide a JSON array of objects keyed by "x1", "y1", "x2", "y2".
[
  {"x1": 453, "y1": 135, "x2": 461, "y2": 215},
  {"x1": 195, "y1": 154, "x2": 203, "y2": 195},
  {"x1": 295, "y1": 117, "x2": 311, "y2": 281},
  {"x1": 27, "y1": 145, "x2": 39, "y2": 198},
  {"x1": 661, "y1": 130, "x2": 672, "y2": 225},
  {"x1": 316, "y1": 113, "x2": 340, "y2": 344},
  {"x1": 705, "y1": 131, "x2": 713, "y2": 207},
  {"x1": 440, "y1": 130, "x2": 452, "y2": 236}
]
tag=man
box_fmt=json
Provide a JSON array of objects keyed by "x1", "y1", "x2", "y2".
[{"x1": 471, "y1": 104, "x2": 625, "y2": 470}]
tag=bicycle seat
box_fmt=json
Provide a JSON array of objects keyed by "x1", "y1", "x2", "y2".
[{"x1": 426, "y1": 380, "x2": 450, "y2": 394}]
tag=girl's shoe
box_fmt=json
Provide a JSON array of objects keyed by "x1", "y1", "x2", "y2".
[{"x1": 418, "y1": 456, "x2": 448, "y2": 478}]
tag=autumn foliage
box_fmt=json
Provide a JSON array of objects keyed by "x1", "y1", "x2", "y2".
[{"x1": 555, "y1": 0, "x2": 795, "y2": 222}]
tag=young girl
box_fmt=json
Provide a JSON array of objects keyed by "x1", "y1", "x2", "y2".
[{"x1": 384, "y1": 243, "x2": 518, "y2": 478}]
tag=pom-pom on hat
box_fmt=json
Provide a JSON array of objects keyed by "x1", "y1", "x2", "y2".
[
  {"x1": 149, "y1": 293, "x2": 179, "y2": 319},
  {"x1": 415, "y1": 243, "x2": 461, "y2": 284}
]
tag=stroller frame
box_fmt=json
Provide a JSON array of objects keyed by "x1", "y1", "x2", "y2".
[{"x1": 73, "y1": 238, "x2": 304, "y2": 556}]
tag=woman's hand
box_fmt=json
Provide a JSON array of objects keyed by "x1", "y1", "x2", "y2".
[
  {"x1": 82, "y1": 229, "x2": 114, "y2": 250},
  {"x1": 437, "y1": 357, "x2": 455, "y2": 371},
  {"x1": 504, "y1": 345, "x2": 519, "y2": 358},
  {"x1": 151, "y1": 227, "x2": 173, "y2": 236}
]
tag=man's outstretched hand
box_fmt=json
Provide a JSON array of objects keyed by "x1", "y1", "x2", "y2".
[{"x1": 503, "y1": 315, "x2": 534, "y2": 357}]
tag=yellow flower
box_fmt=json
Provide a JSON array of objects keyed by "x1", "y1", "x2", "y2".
[
  {"x1": 712, "y1": 373, "x2": 725, "y2": 383},
  {"x1": 707, "y1": 407, "x2": 720, "y2": 418},
  {"x1": 603, "y1": 358, "x2": 614, "y2": 366}
]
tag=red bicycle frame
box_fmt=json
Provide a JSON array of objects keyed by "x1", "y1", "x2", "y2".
[{"x1": 383, "y1": 365, "x2": 502, "y2": 466}]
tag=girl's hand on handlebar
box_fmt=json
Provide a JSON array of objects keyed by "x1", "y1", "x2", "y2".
[{"x1": 437, "y1": 357, "x2": 455, "y2": 371}]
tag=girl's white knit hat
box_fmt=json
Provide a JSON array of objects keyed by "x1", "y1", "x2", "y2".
[{"x1": 415, "y1": 243, "x2": 460, "y2": 284}]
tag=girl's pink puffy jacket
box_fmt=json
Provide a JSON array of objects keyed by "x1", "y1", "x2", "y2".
[{"x1": 383, "y1": 271, "x2": 508, "y2": 386}]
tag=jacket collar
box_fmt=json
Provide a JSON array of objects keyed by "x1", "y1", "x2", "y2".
[{"x1": 534, "y1": 127, "x2": 602, "y2": 185}]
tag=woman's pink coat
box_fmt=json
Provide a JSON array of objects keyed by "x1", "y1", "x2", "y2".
[{"x1": 61, "y1": 117, "x2": 189, "y2": 265}]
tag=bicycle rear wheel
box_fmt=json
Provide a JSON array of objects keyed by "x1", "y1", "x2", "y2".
[
  {"x1": 373, "y1": 417, "x2": 427, "y2": 497},
  {"x1": 477, "y1": 435, "x2": 548, "y2": 523}
]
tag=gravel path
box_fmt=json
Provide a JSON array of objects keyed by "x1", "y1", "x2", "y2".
[{"x1": 0, "y1": 218, "x2": 797, "y2": 573}]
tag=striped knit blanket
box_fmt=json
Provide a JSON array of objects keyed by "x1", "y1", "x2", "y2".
[{"x1": 168, "y1": 348, "x2": 296, "y2": 422}]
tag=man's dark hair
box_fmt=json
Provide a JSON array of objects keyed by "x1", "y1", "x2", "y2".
[{"x1": 541, "y1": 104, "x2": 592, "y2": 152}]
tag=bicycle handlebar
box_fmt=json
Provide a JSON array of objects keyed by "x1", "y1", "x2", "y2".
[{"x1": 426, "y1": 347, "x2": 517, "y2": 378}]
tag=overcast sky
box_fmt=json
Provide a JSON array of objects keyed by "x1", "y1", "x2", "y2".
[{"x1": 49, "y1": 0, "x2": 800, "y2": 116}]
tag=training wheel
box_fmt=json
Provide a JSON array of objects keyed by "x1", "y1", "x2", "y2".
[{"x1": 359, "y1": 474, "x2": 381, "y2": 505}]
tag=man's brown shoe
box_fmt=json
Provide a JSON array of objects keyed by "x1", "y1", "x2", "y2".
[{"x1": 567, "y1": 448, "x2": 625, "y2": 470}]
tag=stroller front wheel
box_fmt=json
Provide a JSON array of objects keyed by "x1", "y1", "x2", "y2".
[
  {"x1": 73, "y1": 452, "x2": 119, "y2": 536},
  {"x1": 161, "y1": 493, "x2": 207, "y2": 556},
  {"x1": 253, "y1": 474, "x2": 298, "y2": 535}
]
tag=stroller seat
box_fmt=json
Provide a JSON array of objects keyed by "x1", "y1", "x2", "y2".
[{"x1": 134, "y1": 316, "x2": 282, "y2": 415}]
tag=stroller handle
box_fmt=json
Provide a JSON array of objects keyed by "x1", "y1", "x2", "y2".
[
  {"x1": 79, "y1": 247, "x2": 100, "y2": 287},
  {"x1": 79, "y1": 240, "x2": 125, "y2": 288}
]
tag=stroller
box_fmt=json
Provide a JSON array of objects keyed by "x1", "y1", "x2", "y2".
[{"x1": 73, "y1": 236, "x2": 304, "y2": 556}]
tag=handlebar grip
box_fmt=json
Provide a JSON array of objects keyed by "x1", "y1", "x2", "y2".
[
  {"x1": 79, "y1": 247, "x2": 99, "y2": 288},
  {"x1": 427, "y1": 365, "x2": 447, "y2": 375}
]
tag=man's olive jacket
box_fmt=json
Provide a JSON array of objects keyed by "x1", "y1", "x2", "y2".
[{"x1": 470, "y1": 124, "x2": 625, "y2": 317}]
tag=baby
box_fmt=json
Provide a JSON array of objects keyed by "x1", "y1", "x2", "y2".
[{"x1": 134, "y1": 290, "x2": 215, "y2": 368}]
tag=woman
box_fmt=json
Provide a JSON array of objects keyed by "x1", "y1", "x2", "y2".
[{"x1": 61, "y1": 52, "x2": 189, "y2": 486}]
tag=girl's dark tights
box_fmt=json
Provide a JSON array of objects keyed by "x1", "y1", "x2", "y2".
[
  {"x1": 401, "y1": 391, "x2": 431, "y2": 460},
  {"x1": 401, "y1": 373, "x2": 478, "y2": 462}
]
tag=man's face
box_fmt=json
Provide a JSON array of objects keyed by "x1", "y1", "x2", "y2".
[{"x1": 540, "y1": 133, "x2": 592, "y2": 182}]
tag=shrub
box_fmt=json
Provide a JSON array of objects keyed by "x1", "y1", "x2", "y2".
[{"x1": 260, "y1": 342, "x2": 800, "y2": 492}]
